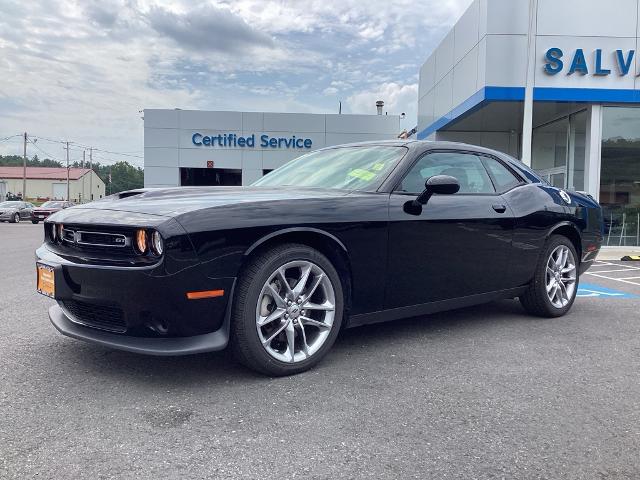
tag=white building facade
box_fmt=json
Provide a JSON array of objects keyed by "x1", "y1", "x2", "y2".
[
  {"x1": 0, "y1": 167, "x2": 105, "y2": 203},
  {"x1": 418, "y1": 0, "x2": 640, "y2": 246},
  {"x1": 144, "y1": 109, "x2": 402, "y2": 188}
]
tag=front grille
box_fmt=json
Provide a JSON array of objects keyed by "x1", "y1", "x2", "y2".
[
  {"x1": 60, "y1": 227, "x2": 129, "y2": 250},
  {"x1": 62, "y1": 300, "x2": 126, "y2": 333},
  {"x1": 77, "y1": 231, "x2": 127, "y2": 247}
]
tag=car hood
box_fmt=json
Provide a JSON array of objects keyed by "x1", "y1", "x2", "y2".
[{"x1": 66, "y1": 186, "x2": 354, "y2": 217}]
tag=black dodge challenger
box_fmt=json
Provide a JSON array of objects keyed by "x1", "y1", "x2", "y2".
[{"x1": 36, "y1": 141, "x2": 603, "y2": 375}]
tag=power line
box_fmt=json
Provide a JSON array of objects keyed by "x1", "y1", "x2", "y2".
[
  {"x1": 85, "y1": 147, "x2": 143, "y2": 159},
  {"x1": 30, "y1": 135, "x2": 144, "y2": 159},
  {"x1": 0, "y1": 134, "x2": 21, "y2": 143},
  {"x1": 27, "y1": 138, "x2": 64, "y2": 163}
]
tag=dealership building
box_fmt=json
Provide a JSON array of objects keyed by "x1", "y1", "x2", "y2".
[
  {"x1": 143, "y1": 0, "x2": 640, "y2": 246},
  {"x1": 417, "y1": 0, "x2": 640, "y2": 246},
  {"x1": 143, "y1": 109, "x2": 402, "y2": 188}
]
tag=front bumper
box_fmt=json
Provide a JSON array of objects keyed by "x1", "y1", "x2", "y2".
[
  {"x1": 36, "y1": 243, "x2": 235, "y2": 354},
  {"x1": 0, "y1": 211, "x2": 17, "y2": 220},
  {"x1": 49, "y1": 304, "x2": 229, "y2": 355}
]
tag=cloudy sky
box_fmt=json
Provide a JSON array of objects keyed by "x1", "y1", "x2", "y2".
[{"x1": 0, "y1": 0, "x2": 472, "y2": 166}]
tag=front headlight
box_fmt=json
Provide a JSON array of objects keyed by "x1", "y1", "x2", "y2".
[
  {"x1": 135, "y1": 229, "x2": 147, "y2": 254},
  {"x1": 151, "y1": 231, "x2": 163, "y2": 256}
]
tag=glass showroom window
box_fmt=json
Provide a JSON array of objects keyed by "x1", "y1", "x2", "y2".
[
  {"x1": 601, "y1": 107, "x2": 640, "y2": 246},
  {"x1": 531, "y1": 110, "x2": 586, "y2": 191}
]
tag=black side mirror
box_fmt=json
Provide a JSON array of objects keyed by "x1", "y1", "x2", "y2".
[{"x1": 415, "y1": 175, "x2": 460, "y2": 205}]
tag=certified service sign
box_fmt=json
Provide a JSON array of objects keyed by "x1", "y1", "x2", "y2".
[{"x1": 192, "y1": 133, "x2": 312, "y2": 150}]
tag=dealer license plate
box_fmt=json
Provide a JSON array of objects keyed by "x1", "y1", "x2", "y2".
[{"x1": 36, "y1": 264, "x2": 55, "y2": 298}]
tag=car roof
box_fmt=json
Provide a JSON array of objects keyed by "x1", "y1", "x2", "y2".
[
  {"x1": 316, "y1": 139, "x2": 508, "y2": 155},
  {"x1": 315, "y1": 139, "x2": 417, "y2": 149},
  {"x1": 293, "y1": 139, "x2": 544, "y2": 187}
]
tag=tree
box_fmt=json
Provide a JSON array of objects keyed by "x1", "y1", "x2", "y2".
[
  {"x1": 92, "y1": 161, "x2": 144, "y2": 194},
  {"x1": 0, "y1": 154, "x2": 64, "y2": 168}
]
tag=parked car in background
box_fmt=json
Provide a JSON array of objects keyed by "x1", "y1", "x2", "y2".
[
  {"x1": 0, "y1": 201, "x2": 35, "y2": 223},
  {"x1": 31, "y1": 201, "x2": 75, "y2": 224}
]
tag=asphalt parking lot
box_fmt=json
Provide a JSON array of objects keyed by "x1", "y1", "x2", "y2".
[{"x1": 1, "y1": 222, "x2": 640, "y2": 479}]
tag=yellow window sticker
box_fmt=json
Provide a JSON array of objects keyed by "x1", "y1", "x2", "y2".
[{"x1": 348, "y1": 169, "x2": 376, "y2": 181}]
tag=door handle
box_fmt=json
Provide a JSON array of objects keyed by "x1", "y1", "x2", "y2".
[{"x1": 492, "y1": 204, "x2": 507, "y2": 213}]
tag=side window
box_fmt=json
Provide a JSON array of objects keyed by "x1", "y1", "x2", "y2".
[
  {"x1": 483, "y1": 157, "x2": 522, "y2": 192},
  {"x1": 398, "y1": 152, "x2": 495, "y2": 194}
]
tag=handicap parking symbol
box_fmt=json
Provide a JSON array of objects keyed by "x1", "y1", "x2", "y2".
[{"x1": 577, "y1": 283, "x2": 638, "y2": 299}]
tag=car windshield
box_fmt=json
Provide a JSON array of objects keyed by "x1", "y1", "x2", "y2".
[
  {"x1": 41, "y1": 201, "x2": 65, "y2": 208},
  {"x1": 253, "y1": 146, "x2": 407, "y2": 191},
  {"x1": 0, "y1": 201, "x2": 22, "y2": 208}
]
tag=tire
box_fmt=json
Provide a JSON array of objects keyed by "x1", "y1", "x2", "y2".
[
  {"x1": 231, "y1": 243, "x2": 344, "y2": 376},
  {"x1": 520, "y1": 235, "x2": 579, "y2": 318},
  {"x1": 10, "y1": 213, "x2": 20, "y2": 223},
  {"x1": 31, "y1": 220, "x2": 39, "y2": 224}
]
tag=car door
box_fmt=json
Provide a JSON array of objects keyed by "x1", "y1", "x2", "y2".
[
  {"x1": 385, "y1": 150, "x2": 516, "y2": 309},
  {"x1": 18, "y1": 202, "x2": 28, "y2": 220},
  {"x1": 23, "y1": 202, "x2": 34, "y2": 219}
]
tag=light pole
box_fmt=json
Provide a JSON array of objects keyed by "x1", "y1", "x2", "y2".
[{"x1": 521, "y1": 0, "x2": 538, "y2": 167}]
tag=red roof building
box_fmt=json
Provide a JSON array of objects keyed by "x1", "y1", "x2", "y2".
[{"x1": 0, "y1": 167, "x2": 92, "y2": 180}]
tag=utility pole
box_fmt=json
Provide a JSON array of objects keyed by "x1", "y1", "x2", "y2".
[
  {"x1": 89, "y1": 147, "x2": 93, "y2": 202},
  {"x1": 65, "y1": 141, "x2": 70, "y2": 201},
  {"x1": 22, "y1": 132, "x2": 27, "y2": 200},
  {"x1": 82, "y1": 150, "x2": 86, "y2": 203}
]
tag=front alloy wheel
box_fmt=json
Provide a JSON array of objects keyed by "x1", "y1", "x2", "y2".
[
  {"x1": 232, "y1": 244, "x2": 343, "y2": 376},
  {"x1": 256, "y1": 260, "x2": 336, "y2": 363}
]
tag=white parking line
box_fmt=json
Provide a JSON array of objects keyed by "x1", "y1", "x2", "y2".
[
  {"x1": 587, "y1": 268, "x2": 640, "y2": 274},
  {"x1": 586, "y1": 272, "x2": 640, "y2": 286},
  {"x1": 587, "y1": 261, "x2": 640, "y2": 287}
]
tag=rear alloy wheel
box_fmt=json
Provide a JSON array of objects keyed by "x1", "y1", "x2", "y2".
[
  {"x1": 232, "y1": 244, "x2": 343, "y2": 376},
  {"x1": 11, "y1": 213, "x2": 20, "y2": 223},
  {"x1": 520, "y1": 235, "x2": 578, "y2": 317}
]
